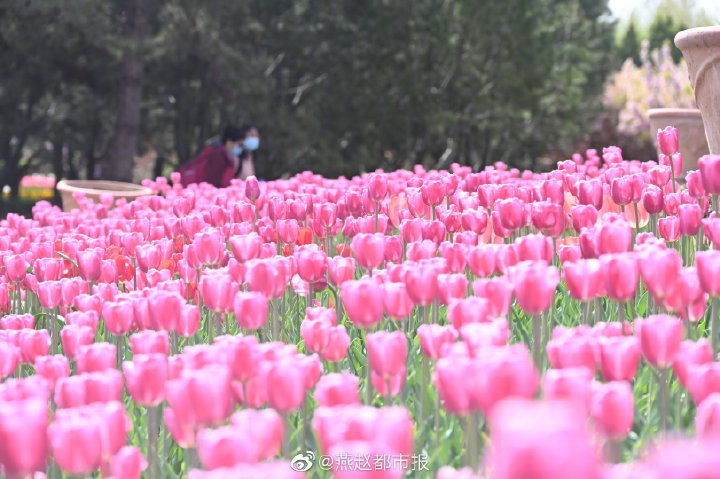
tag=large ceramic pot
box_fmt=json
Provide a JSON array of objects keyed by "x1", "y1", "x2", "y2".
[
  {"x1": 675, "y1": 27, "x2": 720, "y2": 154},
  {"x1": 648, "y1": 108, "x2": 709, "y2": 174},
  {"x1": 56, "y1": 180, "x2": 153, "y2": 212}
]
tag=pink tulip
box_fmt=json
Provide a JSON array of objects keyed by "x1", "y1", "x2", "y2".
[
  {"x1": 697, "y1": 251, "x2": 720, "y2": 296},
  {"x1": 0, "y1": 398, "x2": 49, "y2": 476},
  {"x1": 197, "y1": 425, "x2": 263, "y2": 469},
  {"x1": 295, "y1": 244, "x2": 327, "y2": 283},
  {"x1": 696, "y1": 393, "x2": 720, "y2": 438},
  {"x1": 421, "y1": 180, "x2": 445, "y2": 206},
  {"x1": 4, "y1": 254, "x2": 29, "y2": 283},
  {"x1": 123, "y1": 354, "x2": 167, "y2": 407},
  {"x1": 487, "y1": 399, "x2": 599, "y2": 479},
  {"x1": 192, "y1": 229, "x2": 225, "y2": 266},
  {"x1": 590, "y1": 381, "x2": 634, "y2": 440},
  {"x1": 673, "y1": 339, "x2": 713, "y2": 388},
  {"x1": 448, "y1": 297, "x2": 490, "y2": 329},
  {"x1": 687, "y1": 362, "x2": 720, "y2": 405},
  {"x1": 509, "y1": 260, "x2": 559, "y2": 315},
  {"x1": 77, "y1": 249, "x2": 103, "y2": 282},
  {"x1": 37, "y1": 280, "x2": 63, "y2": 309},
  {"x1": 367, "y1": 173, "x2": 388, "y2": 201},
  {"x1": 18, "y1": 329, "x2": 50, "y2": 364},
  {"x1": 564, "y1": 259, "x2": 603, "y2": 301},
  {"x1": 638, "y1": 247, "x2": 682, "y2": 301},
  {"x1": 543, "y1": 368, "x2": 593, "y2": 409},
  {"x1": 66, "y1": 310, "x2": 99, "y2": 331},
  {"x1": 657, "y1": 215, "x2": 680, "y2": 242},
  {"x1": 60, "y1": 325, "x2": 95, "y2": 360},
  {"x1": 598, "y1": 219, "x2": 632, "y2": 254},
  {"x1": 467, "y1": 246, "x2": 496, "y2": 277},
  {"x1": 328, "y1": 256, "x2": 356, "y2": 286},
  {"x1": 601, "y1": 253, "x2": 638, "y2": 303},
  {"x1": 472, "y1": 277, "x2": 514, "y2": 316},
  {"x1": 315, "y1": 373, "x2": 361, "y2": 407},
  {"x1": 494, "y1": 198, "x2": 525, "y2": 230},
  {"x1": 571, "y1": 204, "x2": 598, "y2": 232},
  {"x1": 699, "y1": 155, "x2": 720, "y2": 195},
  {"x1": 76, "y1": 342, "x2": 116, "y2": 373},
  {"x1": 597, "y1": 336, "x2": 641, "y2": 382},
  {"x1": 657, "y1": 126, "x2": 679, "y2": 156},
  {"x1": 546, "y1": 332, "x2": 596, "y2": 372},
  {"x1": 230, "y1": 291, "x2": 268, "y2": 330},
  {"x1": 102, "y1": 300, "x2": 135, "y2": 335},
  {"x1": 460, "y1": 209, "x2": 488, "y2": 235},
  {"x1": 228, "y1": 234, "x2": 261, "y2": 262},
  {"x1": 135, "y1": 244, "x2": 162, "y2": 272},
  {"x1": 382, "y1": 282, "x2": 414, "y2": 320},
  {"x1": 367, "y1": 331, "x2": 407, "y2": 378},
  {"x1": 577, "y1": 179, "x2": 604, "y2": 209},
  {"x1": 267, "y1": 358, "x2": 307, "y2": 412},
  {"x1": 34, "y1": 354, "x2": 70, "y2": 388},
  {"x1": 34, "y1": 258, "x2": 64, "y2": 282},
  {"x1": 166, "y1": 365, "x2": 234, "y2": 430},
  {"x1": 351, "y1": 233, "x2": 386, "y2": 270},
  {"x1": 418, "y1": 324, "x2": 458, "y2": 359},
  {"x1": 110, "y1": 446, "x2": 148, "y2": 479},
  {"x1": 642, "y1": 184, "x2": 665, "y2": 214},
  {"x1": 636, "y1": 315, "x2": 684, "y2": 368},
  {"x1": 679, "y1": 203, "x2": 702, "y2": 236},
  {"x1": 0, "y1": 342, "x2": 20, "y2": 379},
  {"x1": 687, "y1": 170, "x2": 707, "y2": 197},
  {"x1": 703, "y1": 217, "x2": 720, "y2": 248},
  {"x1": 129, "y1": 330, "x2": 169, "y2": 355},
  {"x1": 199, "y1": 272, "x2": 237, "y2": 313},
  {"x1": 342, "y1": 279, "x2": 384, "y2": 328}
]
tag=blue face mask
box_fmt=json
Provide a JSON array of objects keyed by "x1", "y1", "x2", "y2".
[
  {"x1": 243, "y1": 137, "x2": 260, "y2": 151},
  {"x1": 230, "y1": 145, "x2": 243, "y2": 157}
]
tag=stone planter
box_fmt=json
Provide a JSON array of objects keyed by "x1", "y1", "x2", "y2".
[
  {"x1": 56, "y1": 180, "x2": 153, "y2": 212},
  {"x1": 675, "y1": 27, "x2": 720, "y2": 155},
  {"x1": 648, "y1": 108, "x2": 709, "y2": 174}
]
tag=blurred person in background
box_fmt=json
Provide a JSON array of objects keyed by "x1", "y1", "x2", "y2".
[
  {"x1": 178, "y1": 125, "x2": 244, "y2": 187},
  {"x1": 237, "y1": 124, "x2": 260, "y2": 180}
]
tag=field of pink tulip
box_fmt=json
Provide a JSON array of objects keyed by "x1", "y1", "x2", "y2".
[{"x1": 3, "y1": 127, "x2": 720, "y2": 479}]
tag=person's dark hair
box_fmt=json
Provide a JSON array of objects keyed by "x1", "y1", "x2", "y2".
[
  {"x1": 221, "y1": 125, "x2": 243, "y2": 143},
  {"x1": 239, "y1": 124, "x2": 258, "y2": 138}
]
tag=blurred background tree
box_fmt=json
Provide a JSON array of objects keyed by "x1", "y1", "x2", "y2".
[
  {"x1": 1, "y1": 0, "x2": 620, "y2": 193},
  {"x1": 4, "y1": 0, "x2": 716, "y2": 204}
]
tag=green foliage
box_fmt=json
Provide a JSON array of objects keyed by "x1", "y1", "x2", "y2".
[
  {"x1": 619, "y1": 21, "x2": 642, "y2": 65},
  {"x1": 648, "y1": 13, "x2": 687, "y2": 63},
  {"x1": 1, "y1": 0, "x2": 617, "y2": 183}
]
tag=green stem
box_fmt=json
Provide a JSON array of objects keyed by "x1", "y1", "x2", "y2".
[
  {"x1": 147, "y1": 406, "x2": 160, "y2": 479},
  {"x1": 420, "y1": 357, "x2": 429, "y2": 424},
  {"x1": 658, "y1": 368, "x2": 669, "y2": 431},
  {"x1": 582, "y1": 300, "x2": 591, "y2": 326},
  {"x1": 712, "y1": 297, "x2": 719, "y2": 355},
  {"x1": 374, "y1": 200, "x2": 379, "y2": 233},
  {"x1": 464, "y1": 414, "x2": 479, "y2": 471},
  {"x1": 282, "y1": 413, "x2": 291, "y2": 458},
  {"x1": 532, "y1": 314, "x2": 542, "y2": 370},
  {"x1": 362, "y1": 329, "x2": 373, "y2": 405},
  {"x1": 633, "y1": 202, "x2": 640, "y2": 233}
]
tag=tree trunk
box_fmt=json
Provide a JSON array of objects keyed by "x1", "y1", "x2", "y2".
[{"x1": 105, "y1": 0, "x2": 147, "y2": 182}]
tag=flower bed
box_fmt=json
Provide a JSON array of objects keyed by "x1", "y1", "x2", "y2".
[{"x1": 1, "y1": 129, "x2": 720, "y2": 478}]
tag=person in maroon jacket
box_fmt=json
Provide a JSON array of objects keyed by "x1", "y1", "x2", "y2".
[{"x1": 179, "y1": 126, "x2": 244, "y2": 188}]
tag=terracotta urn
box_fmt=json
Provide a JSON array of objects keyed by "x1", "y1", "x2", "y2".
[
  {"x1": 648, "y1": 108, "x2": 709, "y2": 174},
  {"x1": 675, "y1": 27, "x2": 720, "y2": 155},
  {"x1": 56, "y1": 180, "x2": 153, "y2": 212}
]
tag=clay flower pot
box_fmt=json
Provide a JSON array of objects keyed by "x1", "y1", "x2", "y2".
[
  {"x1": 56, "y1": 180, "x2": 153, "y2": 212},
  {"x1": 675, "y1": 27, "x2": 720, "y2": 154},
  {"x1": 648, "y1": 108, "x2": 709, "y2": 174}
]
